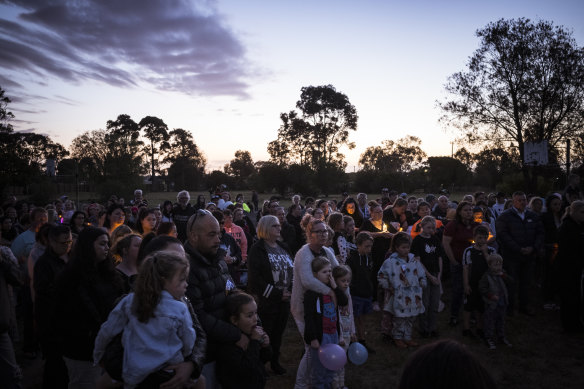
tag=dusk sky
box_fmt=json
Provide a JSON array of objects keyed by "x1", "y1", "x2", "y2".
[{"x1": 1, "y1": 0, "x2": 583, "y2": 171}]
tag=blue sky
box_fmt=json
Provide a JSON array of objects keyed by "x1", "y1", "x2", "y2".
[{"x1": 1, "y1": 0, "x2": 583, "y2": 171}]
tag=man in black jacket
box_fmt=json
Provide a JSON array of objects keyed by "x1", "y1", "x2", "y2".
[
  {"x1": 184, "y1": 209, "x2": 248, "y2": 387},
  {"x1": 496, "y1": 191, "x2": 545, "y2": 316}
]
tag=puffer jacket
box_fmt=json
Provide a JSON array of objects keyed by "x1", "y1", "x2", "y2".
[{"x1": 184, "y1": 242, "x2": 241, "y2": 362}]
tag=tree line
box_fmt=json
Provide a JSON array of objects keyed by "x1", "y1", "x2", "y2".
[{"x1": 1, "y1": 18, "x2": 583, "y2": 202}]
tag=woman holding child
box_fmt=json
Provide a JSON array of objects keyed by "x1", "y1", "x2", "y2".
[{"x1": 290, "y1": 217, "x2": 339, "y2": 388}]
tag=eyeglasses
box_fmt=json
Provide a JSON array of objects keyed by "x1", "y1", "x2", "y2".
[
  {"x1": 187, "y1": 209, "x2": 212, "y2": 232},
  {"x1": 311, "y1": 229, "x2": 328, "y2": 235}
]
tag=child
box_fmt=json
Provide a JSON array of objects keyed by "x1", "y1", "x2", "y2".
[
  {"x1": 332, "y1": 265, "x2": 357, "y2": 389},
  {"x1": 216, "y1": 292, "x2": 272, "y2": 389},
  {"x1": 346, "y1": 232, "x2": 377, "y2": 348},
  {"x1": 411, "y1": 216, "x2": 443, "y2": 337},
  {"x1": 304, "y1": 257, "x2": 348, "y2": 388},
  {"x1": 378, "y1": 232, "x2": 427, "y2": 348},
  {"x1": 462, "y1": 225, "x2": 496, "y2": 338},
  {"x1": 93, "y1": 252, "x2": 202, "y2": 388},
  {"x1": 479, "y1": 254, "x2": 513, "y2": 349}
]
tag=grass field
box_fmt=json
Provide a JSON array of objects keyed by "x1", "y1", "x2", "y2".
[{"x1": 264, "y1": 279, "x2": 584, "y2": 389}]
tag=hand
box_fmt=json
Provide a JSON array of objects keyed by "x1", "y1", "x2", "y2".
[
  {"x1": 282, "y1": 290, "x2": 291, "y2": 302},
  {"x1": 236, "y1": 333, "x2": 250, "y2": 350},
  {"x1": 339, "y1": 339, "x2": 346, "y2": 347},
  {"x1": 329, "y1": 274, "x2": 337, "y2": 290},
  {"x1": 328, "y1": 288, "x2": 338, "y2": 307},
  {"x1": 160, "y1": 361, "x2": 194, "y2": 389},
  {"x1": 430, "y1": 275, "x2": 440, "y2": 286},
  {"x1": 464, "y1": 284, "x2": 471, "y2": 295},
  {"x1": 251, "y1": 326, "x2": 263, "y2": 341},
  {"x1": 491, "y1": 294, "x2": 499, "y2": 301},
  {"x1": 311, "y1": 339, "x2": 320, "y2": 349},
  {"x1": 350, "y1": 334, "x2": 358, "y2": 343},
  {"x1": 261, "y1": 333, "x2": 270, "y2": 347}
]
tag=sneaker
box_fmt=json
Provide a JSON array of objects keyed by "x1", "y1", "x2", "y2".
[
  {"x1": 543, "y1": 303, "x2": 554, "y2": 311},
  {"x1": 499, "y1": 337, "x2": 513, "y2": 347},
  {"x1": 372, "y1": 302, "x2": 381, "y2": 312},
  {"x1": 486, "y1": 338, "x2": 497, "y2": 350}
]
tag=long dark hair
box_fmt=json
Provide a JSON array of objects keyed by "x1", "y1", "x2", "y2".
[{"x1": 68, "y1": 226, "x2": 121, "y2": 289}]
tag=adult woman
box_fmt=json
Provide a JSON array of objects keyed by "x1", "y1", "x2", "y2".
[
  {"x1": 111, "y1": 233, "x2": 142, "y2": 292},
  {"x1": 194, "y1": 195, "x2": 206, "y2": 211},
  {"x1": 382, "y1": 197, "x2": 409, "y2": 232},
  {"x1": 69, "y1": 210, "x2": 87, "y2": 235},
  {"x1": 316, "y1": 199, "x2": 330, "y2": 220},
  {"x1": 442, "y1": 201, "x2": 479, "y2": 326},
  {"x1": 104, "y1": 204, "x2": 126, "y2": 236},
  {"x1": 247, "y1": 215, "x2": 294, "y2": 376},
  {"x1": 136, "y1": 208, "x2": 157, "y2": 236},
  {"x1": 54, "y1": 227, "x2": 124, "y2": 388},
  {"x1": 528, "y1": 196, "x2": 544, "y2": 215},
  {"x1": 311, "y1": 207, "x2": 325, "y2": 221},
  {"x1": 360, "y1": 201, "x2": 393, "y2": 310},
  {"x1": 541, "y1": 194, "x2": 562, "y2": 309},
  {"x1": 161, "y1": 200, "x2": 173, "y2": 223},
  {"x1": 341, "y1": 197, "x2": 364, "y2": 229},
  {"x1": 290, "y1": 217, "x2": 339, "y2": 387},
  {"x1": 555, "y1": 200, "x2": 584, "y2": 332},
  {"x1": 287, "y1": 203, "x2": 304, "y2": 252}
]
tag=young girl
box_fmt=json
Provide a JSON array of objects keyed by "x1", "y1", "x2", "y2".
[
  {"x1": 93, "y1": 251, "x2": 201, "y2": 388},
  {"x1": 216, "y1": 292, "x2": 272, "y2": 389},
  {"x1": 304, "y1": 257, "x2": 348, "y2": 388},
  {"x1": 378, "y1": 232, "x2": 427, "y2": 348},
  {"x1": 332, "y1": 265, "x2": 356, "y2": 389}
]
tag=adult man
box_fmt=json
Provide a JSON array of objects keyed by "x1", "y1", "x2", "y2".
[
  {"x1": 34, "y1": 225, "x2": 72, "y2": 388},
  {"x1": 275, "y1": 206, "x2": 298, "y2": 254},
  {"x1": 173, "y1": 190, "x2": 195, "y2": 243},
  {"x1": 495, "y1": 191, "x2": 544, "y2": 316},
  {"x1": 562, "y1": 173, "x2": 583, "y2": 208},
  {"x1": 183, "y1": 210, "x2": 247, "y2": 386},
  {"x1": 432, "y1": 195, "x2": 450, "y2": 224}
]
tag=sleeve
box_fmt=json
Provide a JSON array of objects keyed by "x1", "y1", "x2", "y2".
[
  {"x1": 178, "y1": 304, "x2": 196, "y2": 358},
  {"x1": 303, "y1": 291, "x2": 319, "y2": 344},
  {"x1": 334, "y1": 286, "x2": 348, "y2": 307},
  {"x1": 338, "y1": 236, "x2": 348, "y2": 263},
  {"x1": 299, "y1": 253, "x2": 331, "y2": 295},
  {"x1": 93, "y1": 296, "x2": 130, "y2": 364},
  {"x1": 495, "y1": 214, "x2": 521, "y2": 254},
  {"x1": 410, "y1": 236, "x2": 422, "y2": 257},
  {"x1": 534, "y1": 217, "x2": 545, "y2": 251},
  {"x1": 377, "y1": 259, "x2": 391, "y2": 290},
  {"x1": 478, "y1": 274, "x2": 490, "y2": 299},
  {"x1": 186, "y1": 275, "x2": 241, "y2": 346},
  {"x1": 0, "y1": 248, "x2": 22, "y2": 287},
  {"x1": 248, "y1": 243, "x2": 283, "y2": 303},
  {"x1": 347, "y1": 292, "x2": 356, "y2": 335},
  {"x1": 33, "y1": 259, "x2": 53, "y2": 331},
  {"x1": 462, "y1": 247, "x2": 472, "y2": 266},
  {"x1": 184, "y1": 297, "x2": 206, "y2": 379},
  {"x1": 416, "y1": 262, "x2": 427, "y2": 288}
]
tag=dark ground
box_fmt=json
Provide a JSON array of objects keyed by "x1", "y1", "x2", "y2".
[{"x1": 16, "y1": 278, "x2": 584, "y2": 389}]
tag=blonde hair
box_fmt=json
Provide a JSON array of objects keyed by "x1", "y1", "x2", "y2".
[{"x1": 257, "y1": 215, "x2": 279, "y2": 240}]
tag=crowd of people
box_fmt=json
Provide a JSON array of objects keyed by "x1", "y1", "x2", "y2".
[{"x1": 0, "y1": 176, "x2": 583, "y2": 388}]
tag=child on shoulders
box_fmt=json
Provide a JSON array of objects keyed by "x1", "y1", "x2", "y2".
[{"x1": 378, "y1": 232, "x2": 427, "y2": 349}]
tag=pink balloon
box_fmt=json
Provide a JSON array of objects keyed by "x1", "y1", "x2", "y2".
[{"x1": 318, "y1": 344, "x2": 347, "y2": 371}]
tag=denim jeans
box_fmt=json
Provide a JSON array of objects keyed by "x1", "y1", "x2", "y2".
[{"x1": 309, "y1": 332, "x2": 338, "y2": 389}]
